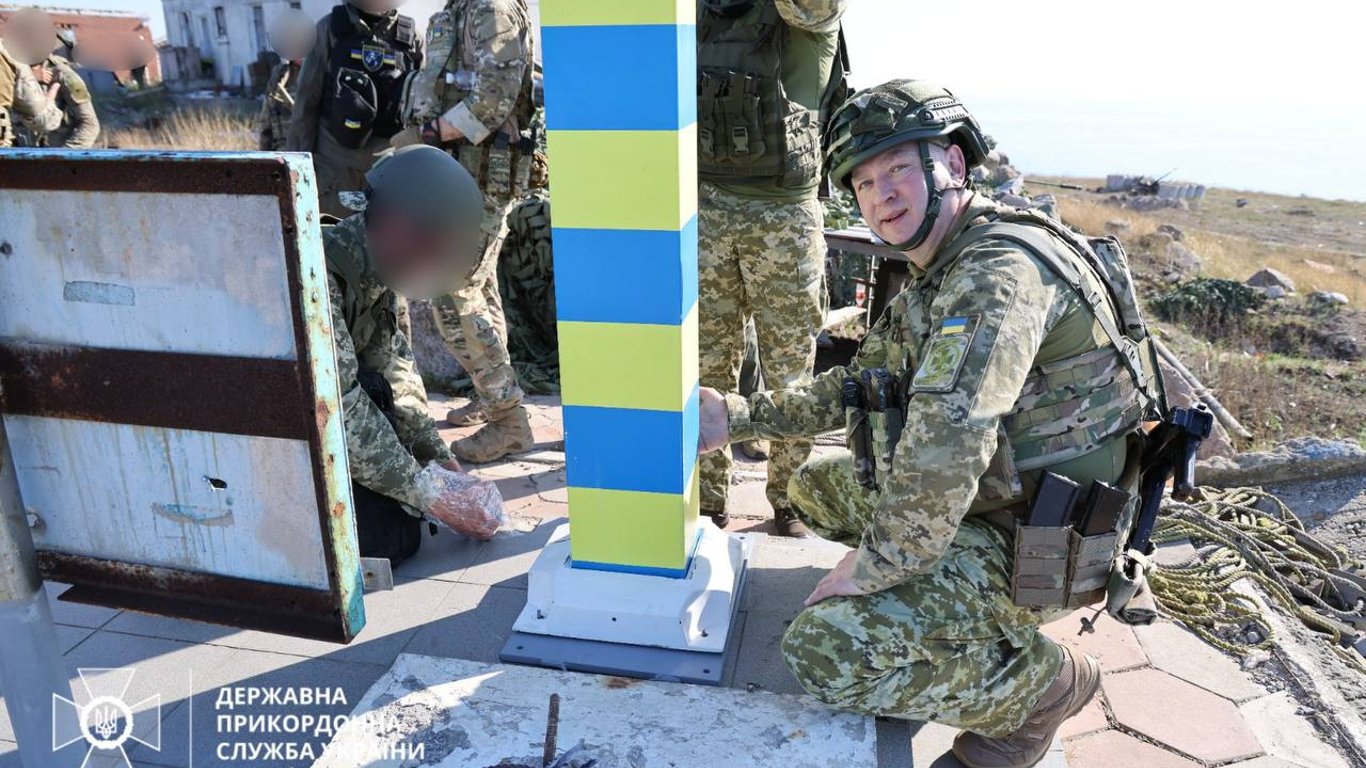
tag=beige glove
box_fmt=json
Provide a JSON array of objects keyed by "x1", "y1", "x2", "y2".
[
  {"x1": 389, "y1": 125, "x2": 423, "y2": 149},
  {"x1": 413, "y1": 463, "x2": 505, "y2": 540}
]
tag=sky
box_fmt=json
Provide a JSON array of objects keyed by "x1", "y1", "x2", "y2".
[{"x1": 38, "y1": 0, "x2": 1366, "y2": 200}]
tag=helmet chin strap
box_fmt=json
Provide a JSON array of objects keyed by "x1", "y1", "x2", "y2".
[{"x1": 883, "y1": 141, "x2": 966, "y2": 253}]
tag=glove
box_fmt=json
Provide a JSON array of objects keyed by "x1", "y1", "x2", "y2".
[
  {"x1": 388, "y1": 121, "x2": 442, "y2": 149},
  {"x1": 413, "y1": 463, "x2": 505, "y2": 541}
]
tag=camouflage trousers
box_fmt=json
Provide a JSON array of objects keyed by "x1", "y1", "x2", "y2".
[
  {"x1": 698, "y1": 184, "x2": 825, "y2": 513},
  {"x1": 781, "y1": 451, "x2": 1066, "y2": 737},
  {"x1": 430, "y1": 145, "x2": 528, "y2": 416}
]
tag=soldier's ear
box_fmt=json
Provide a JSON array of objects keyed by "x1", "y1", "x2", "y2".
[{"x1": 945, "y1": 143, "x2": 967, "y2": 185}]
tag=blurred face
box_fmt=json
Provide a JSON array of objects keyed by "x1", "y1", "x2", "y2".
[
  {"x1": 366, "y1": 209, "x2": 472, "y2": 299},
  {"x1": 850, "y1": 140, "x2": 967, "y2": 246},
  {"x1": 2, "y1": 8, "x2": 55, "y2": 65}
]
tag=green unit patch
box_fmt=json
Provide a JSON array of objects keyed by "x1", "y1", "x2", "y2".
[{"x1": 913, "y1": 314, "x2": 979, "y2": 393}]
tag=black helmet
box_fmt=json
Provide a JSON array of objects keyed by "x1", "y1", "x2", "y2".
[{"x1": 825, "y1": 80, "x2": 990, "y2": 250}]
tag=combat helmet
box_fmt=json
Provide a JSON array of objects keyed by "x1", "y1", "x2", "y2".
[
  {"x1": 357, "y1": 145, "x2": 485, "y2": 287},
  {"x1": 825, "y1": 79, "x2": 990, "y2": 251}
]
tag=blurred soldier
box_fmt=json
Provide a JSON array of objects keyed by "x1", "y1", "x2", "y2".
[
  {"x1": 0, "y1": 8, "x2": 60, "y2": 147},
  {"x1": 700, "y1": 80, "x2": 1164, "y2": 767},
  {"x1": 696, "y1": 0, "x2": 850, "y2": 536},
  {"x1": 256, "y1": 10, "x2": 312, "y2": 151},
  {"x1": 326, "y1": 144, "x2": 504, "y2": 563},
  {"x1": 285, "y1": 0, "x2": 423, "y2": 217},
  {"x1": 21, "y1": 51, "x2": 98, "y2": 147},
  {"x1": 390, "y1": 0, "x2": 537, "y2": 463}
]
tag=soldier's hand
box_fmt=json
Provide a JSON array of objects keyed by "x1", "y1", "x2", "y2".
[
  {"x1": 804, "y1": 550, "x2": 873, "y2": 606},
  {"x1": 31, "y1": 65, "x2": 51, "y2": 85},
  {"x1": 389, "y1": 126, "x2": 423, "y2": 149},
  {"x1": 436, "y1": 117, "x2": 465, "y2": 143},
  {"x1": 698, "y1": 387, "x2": 730, "y2": 454},
  {"x1": 415, "y1": 464, "x2": 505, "y2": 541}
]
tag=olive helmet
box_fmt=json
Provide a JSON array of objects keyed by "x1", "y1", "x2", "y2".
[
  {"x1": 357, "y1": 145, "x2": 485, "y2": 288},
  {"x1": 824, "y1": 79, "x2": 990, "y2": 250}
]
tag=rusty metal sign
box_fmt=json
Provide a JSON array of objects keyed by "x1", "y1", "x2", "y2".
[{"x1": 0, "y1": 151, "x2": 364, "y2": 642}]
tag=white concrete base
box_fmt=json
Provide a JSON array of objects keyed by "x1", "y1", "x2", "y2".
[
  {"x1": 512, "y1": 523, "x2": 751, "y2": 653},
  {"x1": 315, "y1": 654, "x2": 877, "y2": 768}
]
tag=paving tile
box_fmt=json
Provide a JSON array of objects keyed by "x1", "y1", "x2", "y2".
[
  {"x1": 101, "y1": 609, "x2": 248, "y2": 646},
  {"x1": 908, "y1": 721, "x2": 1064, "y2": 768},
  {"x1": 1239, "y1": 691, "x2": 1349, "y2": 768},
  {"x1": 1041, "y1": 610, "x2": 1148, "y2": 673},
  {"x1": 128, "y1": 648, "x2": 389, "y2": 768},
  {"x1": 390, "y1": 524, "x2": 485, "y2": 581},
  {"x1": 1104, "y1": 668, "x2": 1263, "y2": 763},
  {"x1": 729, "y1": 610, "x2": 801, "y2": 695},
  {"x1": 875, "y1": 719, "x2": 912, "y2": 768},
  {"x1": 1065, "y1": 730, "x2": 1201, "y2": 768},
  {"x1": 458, "y1": 517, "x2": 564, "y2": 590},
  {"x1": 741, "y1": 534, "x2": 847, "y2": 614},
  {"x1": 405, "y1": 582, "x2": 528, "y2": 664},
  {"x1": 57, "y1": 624, "x2": 96, "y2": 654},
  {"x1": 1135, "y1": 620, "x2": 1268, "y2": 702},
  {"x1": 1229, "y1": 758, "x2": 1318, "y2": 768},
  {"x1": 45, "y1": 582, "x2": 121, "y2": 629},
  {"x1": 1057, "y1": 691, "x2": 1108, "y2": 740}
]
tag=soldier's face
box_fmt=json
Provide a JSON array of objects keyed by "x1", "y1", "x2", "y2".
[
  {"x1": 852, "y1": 142, "x2": 966, "y2": 245},
  {"x1": 368, "y1": 211, "x2": 469, "y2": 298}
]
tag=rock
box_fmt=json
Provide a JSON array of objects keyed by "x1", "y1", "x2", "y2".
[
  {"x1": 408, "y1": 298, "x2": 467, "y2": 388},
  {"x1": 995, "y1": 192, "x2": 1031, "y2": 209},
  {"x1": 1302, "y1": 259, "x2": 1337, "y2": 274},
  {"x1": 1156, "y1": 223, "x2": 1184, "y2": 241},
  {"x1": 1262, "y1": 285, "x2": 1289, "y2": 300},
  {"x1": 1246, "y1": 267, "x2": 1296, "y2": 293},
  {"x1": 1164, "y1": 241, "x2": 1203, "y2": 280},
  {"x1": 1236, "y1": 198, "x2": 1249, "y2": 208},
  {"x1": 1105, "y1": 219, "x2": 1132, "y2": 234},
  {"x1": 1198, "y1": 437, "x2": 1366, "y2": 487},
  {"x1": 1310, "y1": 290, "x2": 1349, "y2": 306}
]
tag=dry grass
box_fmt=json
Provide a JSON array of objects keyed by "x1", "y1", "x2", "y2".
[
  {"x1": 103, "y1": 106, "x2": 257, "y2": 152},
  {"x1": 1056, "y1": 196, "x2": 1366, "y2": 305}
]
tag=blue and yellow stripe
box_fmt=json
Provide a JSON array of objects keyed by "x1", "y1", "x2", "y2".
[{"x1": 544, "y1": 0, "x2": 700, "y2": 576}]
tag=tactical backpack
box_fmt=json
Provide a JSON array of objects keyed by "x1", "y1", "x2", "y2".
[{"x1": 321, "y1": 5, "x2": 418, "y2": 148}]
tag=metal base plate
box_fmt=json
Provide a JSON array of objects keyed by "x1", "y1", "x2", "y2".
[{"x1": 500, "y1": 626, "x2": 739, "y2": 685}]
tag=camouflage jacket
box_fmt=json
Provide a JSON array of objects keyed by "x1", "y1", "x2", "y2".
[
  {"x1": 0, "y1": 41, "x2": 60, "y2": 147},
  {"x1": 256, "y1": 60, "x2": 299, "y2": 151},
  {"x1": 405, "y1": 0, "x2": 533, "y2": 144},
  {"x1": 726, "y1": 195, "x2": 1132, "y2": 592},
  {"x1": 324, "y1": 215, "x2": 455, "y2": 513},
  {"x1": 27, "y1": 55, "x2": 99, "y2": 148}
]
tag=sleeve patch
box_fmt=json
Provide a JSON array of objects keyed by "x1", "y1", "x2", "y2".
[{"x1": 912, "y1": 315, "x2": 979, "y2": 393}]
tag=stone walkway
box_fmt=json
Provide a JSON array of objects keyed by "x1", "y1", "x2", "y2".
[{"x1": 0, "y1": 394, "x2": 1355, "y2": 767}]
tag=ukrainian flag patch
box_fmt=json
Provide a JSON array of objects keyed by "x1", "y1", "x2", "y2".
[
  {"x1": 941, "y1": 317, "x2": 969, "y2": 335},
  {"x1": 913, "y1": 314, "x2": 980, "y2": 393}
]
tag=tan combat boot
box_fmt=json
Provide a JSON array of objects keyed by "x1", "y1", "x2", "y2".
[
  {"x1": 450, "y1": 406, "x2": 534, "y2": 463},
  {"x1": 445, "y1": 399, "x2": 488, "y2": 427},
  {"x1": 951, "y1": 645, "x2": 1101, "y2": 768},
  {"x1": 737, "y1": 439, "x2": 770, "y2": 460}
]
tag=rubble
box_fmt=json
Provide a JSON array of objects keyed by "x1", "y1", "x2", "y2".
[
  {"x1": 1247, "y1": 267, "x2": 1297, "y2": 294},
  {"x1": 1310, "y1": 290, "x2": 1350, "y2": 307}
]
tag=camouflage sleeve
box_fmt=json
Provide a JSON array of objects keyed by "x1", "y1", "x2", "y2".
[
  {"x1": 11, "y1": 64, "x2": 59, "y2": 129},
  {"x1": 380, "y1": 300, "x2": 455, "y2": 465},
  {"x1": 328, "y1": 272, "x2": 429, "y2": 513},
  {"x1": 438, "y1": 0, "x2": 529, "y2": 144},
  {"x1": 850, "y1": 243, "x2": 1060, "y2": 592},
  {"x1": 57, "y1": 64, "x2": 99, "y2": 148},
  {"x1": 284, "y1": 19, "x2": 329, "y2": 152},
  {"x1": 402, "y1": 7, "x2": 453, "y2": 124},
  {"x1": 774, "y1": 0, "x2": 849, "y2": 33}
]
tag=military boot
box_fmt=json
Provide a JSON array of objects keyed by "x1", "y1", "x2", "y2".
[
  {"x1": 737, "y1": 439, "x2": 770, "y2": 461},
  {"x1": 772, "y1": 507, "x2": 811, "y2": 538},
  {"x1": 451, "y1": 406, "x2": 534, "y2": 463},
  {"x1": 445, "y1": 399, "x2": 488, "y2": 427},
  {"x1": 951, "y1": 646, "x2": 1101, "y2": 768},
  {"x1": 702, "y1": 509, "x2": 730, "y2": 529}
]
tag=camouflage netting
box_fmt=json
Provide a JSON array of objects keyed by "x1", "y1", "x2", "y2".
[{"x1": 495, "y1": 191, "x2": 559, "y2": 394}]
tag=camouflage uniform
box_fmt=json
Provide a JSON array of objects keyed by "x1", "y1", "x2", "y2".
[
  {"x1": 256, "y1": 60, "x2": 299, "y2": 151},
  {"x1": 725, "y1": 194, "x2": 1133, "y2": 737},
  {"x1": 404, "y1": 0, "x2": 534, "y2": 423},
  {"x1": 324, "y1": 214, "x2": 455, "y2": 511},
  {"x1": 697, "y1": 0, "x2": 848, "y2": 518},
  {"x1": 13, "y1": 54, "x2": 98, "y2": 148},
  {"x1": 0, "y1": 41, "x2": 59, "y2": 148}
]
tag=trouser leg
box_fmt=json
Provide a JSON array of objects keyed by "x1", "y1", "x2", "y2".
[
  {"x1": 697, "y1": 187, "x2": 746, "y2": 515},
  {"x1": 781, "y1": 517, "x2": 1064, "y2": 738}
]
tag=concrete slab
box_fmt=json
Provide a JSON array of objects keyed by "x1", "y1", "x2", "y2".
[
  {"x1": 1065, "y1": 730, "x2": 1200, "y2": 768},
  {"x1": 730, "y1": 610, "x2": 800, "y2": 694},
  {"x1": 740, "y1": 533, "x2": 848, "y2": 614},
  {"x1": 1135, "y1": 620, "x2": 1269, "y2": 702},
  {"x1": 876, "y1": 719, "x2": 913, "y2": 768},
  {"x1": 404, "y1": 582, "x2": 529, "y2": 664},
  {"x1": 316, "y1": 653, "x2": 878, "y2": 768},
  {"x1": 389, "y1": 525, "x2": 486, "y2": 581},
  {"x1": 1104, "y1": 667, "x2": 1263, "y2": 764},
  {"x1": 1042, "y1": 609, "x2": 1149, "y2": 673},
  {"x1": 908, "y1": 721, "x2": 1065, "y2": 768},
  {"x1": 1239, "y1": 692, "x2": 1350, "y2": 768},
  {"x1": 1228, "y1": 757, "x2": 1318, "y2": 768},
  {"x1": 1057, "y1": 693, "x2": 1108, "y2": 741}
]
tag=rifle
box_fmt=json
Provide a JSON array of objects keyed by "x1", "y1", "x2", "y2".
[{"x1": 1128, "y1": 404, "x2": 1215, "y2": 557}]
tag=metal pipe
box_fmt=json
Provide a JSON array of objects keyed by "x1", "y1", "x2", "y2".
[
  {"x1": 1154, "y1": 337, "x2": 1254, "y2": 441},
  {"x1": 0, "y1": 421, "x2": 80, "y2": 768}
]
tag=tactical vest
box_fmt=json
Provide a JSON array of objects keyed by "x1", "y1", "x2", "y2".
[
  {"x1": 321, "y1": 5, "x2": 418, "y2": 149},
  {"x1": 697, "y1": 0, "x2": 844, "y2": 189},
  {"x1": 861, "y1": 212, "x2": 1165, "y2": 499},
  {"x1": 431, "y1": 0, "x2": 537, "y2": 149}
]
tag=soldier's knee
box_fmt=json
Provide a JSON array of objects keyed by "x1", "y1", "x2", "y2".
[
  {"x1": 780, "y1": 607, "x2": 868, "y2": 710},
  {"x1": 786, "y1": 460, "x2": 819, "y2": 516}
]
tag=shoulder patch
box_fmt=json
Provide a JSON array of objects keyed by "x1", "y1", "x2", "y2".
[{"x1": 912, "y1": 315, "x2": 980, "y2": 393}]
